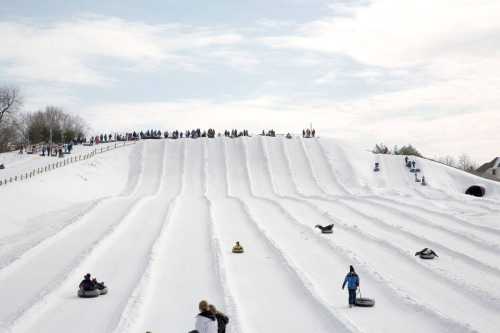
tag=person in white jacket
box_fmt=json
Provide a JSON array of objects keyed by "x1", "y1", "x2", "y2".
[{"x1": 194, "y1": 300, "x2": 218, "y2": 333}]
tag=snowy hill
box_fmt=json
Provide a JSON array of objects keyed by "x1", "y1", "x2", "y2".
[{"x1": 1, "y1": 137, "x2": 500, "y2": 333}]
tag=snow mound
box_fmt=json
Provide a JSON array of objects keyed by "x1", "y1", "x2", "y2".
[{"x1": 0, "y1": 137, "x2": 499, "y2": 333}]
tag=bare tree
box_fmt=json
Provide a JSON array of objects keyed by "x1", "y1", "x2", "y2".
[
  {"x1": 0, "y1": 87, "x2": 22, "y2": 125},
  {"x1": 457, "y1": 153, "x2": 477, "y2": 172},
  {"x1": 438, "y1": 155, "x2": 456, "y2": 167},
  {"x1": 25, "y1": 106, "x2": 88, "y2": 144}
]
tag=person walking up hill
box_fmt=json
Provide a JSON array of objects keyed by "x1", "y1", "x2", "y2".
[{"x1": 342, "y1": 265, "x2": 360, "y2": 308}]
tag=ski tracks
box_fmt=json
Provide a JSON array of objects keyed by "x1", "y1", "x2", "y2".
[
  {"x1": 130, "y1": 139, "x2": 225, "y2": 333},
  {"x1": 206, "y1": 138, "x2": 343, "y2": 333},
  {"x1": 6, "y1": 141, "x2": 166, "y2": 333},
  {"x1": 256, "y1": 137, "x2": 472, "y2": 333},
  {"x1": 269, "y1": 137, "x2": 500, "y2": 332}
]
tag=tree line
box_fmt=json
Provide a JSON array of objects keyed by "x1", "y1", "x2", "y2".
[
  {"x1": 372, "y1": 143, "x2": 478, "y2": 173},
  {"x1": 0, "y1": 86, "x2": 87, "y2": 152}
]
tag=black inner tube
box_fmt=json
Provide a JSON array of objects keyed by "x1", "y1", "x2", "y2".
[{"x1": 465, "y1": 185, "x2": 485, "y2": 197}]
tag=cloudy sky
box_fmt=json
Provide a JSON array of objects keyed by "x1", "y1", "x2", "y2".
[{"x1": 1, "y1": 0, "x2": 499, "y2": 162}]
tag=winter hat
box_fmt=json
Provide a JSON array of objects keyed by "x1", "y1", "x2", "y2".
[
  {"x1": 199, "y1": 300, "x2": 209, "y2": 311},
  {"x1": 349, "y1": 265, "x2": 355, "y2": 273},
  {"x1": 84, "y1": 273, "x2": 91, "y2": 279}
]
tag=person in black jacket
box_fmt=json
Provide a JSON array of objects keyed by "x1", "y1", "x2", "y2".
[
  {"x1": 209, "y1": 304, "x2": 229, "y2": 333},
  {"x1": 79, "y1": 273, "x2": 96, "y2": 291}
]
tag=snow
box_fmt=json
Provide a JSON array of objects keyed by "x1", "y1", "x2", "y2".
[{"x1": 0, "y1": 136, "x2": 500, "y2": 333}]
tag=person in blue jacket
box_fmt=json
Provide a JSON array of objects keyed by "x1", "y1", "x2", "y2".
[{"x1": 342, "y1": 265, "x2": 360, "y2": 307}]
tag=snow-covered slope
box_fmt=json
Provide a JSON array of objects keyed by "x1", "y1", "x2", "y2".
[{"x1": 0, "y1": 137, "x2": 499, "y2": 333}]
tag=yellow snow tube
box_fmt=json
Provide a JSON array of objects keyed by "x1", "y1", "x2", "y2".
[{"x1": 232, "y1": 246, "x2": 244, "y2": 253}]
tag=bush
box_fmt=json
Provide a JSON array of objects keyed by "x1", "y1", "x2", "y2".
[
  {"x1": 394, "y1": 144, "x2": 422, "y2": 157},
  {"x1": 372, "y1": 143, "x2": 390, "y2": 154}
]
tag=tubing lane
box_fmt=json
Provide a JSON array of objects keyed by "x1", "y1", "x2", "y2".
[
  {"x1": 0, "y1": 142, "x2": 144, "y2": 273},
  {"x1": 299, "y1": 137, "x2": 349, "y2": 196},
  {"x1": 274, "y1": 137, "x2": 500, "y2": 332},
  {"x1": 11, "y1": 140, "x2": 168, "y2": 333},
  {"x1": 112, "y1": 140, "x2": 185, "y2": 333},
  {"x1": 300, "y1": 137, "x2": 500, "y2": 294},
  {"x1": 133, "y1": 139, "x2": 224, "y2": 333},
  {"x1": 363, "y1": 195, "x2": 500, "y2": 245},
  {"x1": 206, "y1": 137, "x2": 341, "y2": 333},
  {"x1": 252, "y1": 137, "x2": 471, "y2": 333},
  {"x1": 0, "y1": 142, "x2": 147, "y2": 331},
  {"x1": 306, "y1": 139, "x2": 500, "y2": 288}
]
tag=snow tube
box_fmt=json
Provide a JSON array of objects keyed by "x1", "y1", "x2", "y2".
[
  {"x1": 232, "y1": 248, "x2": 244, "y2": 253},
  {"x1": 355, "y1": 297, "x2": 375, "y2": 307},
  {"x1": 78, "y1": 289, "x2": 100, "y2": 298},
  {"x1": 465, "y1": 185, "x2": 485, "y2": 197},
  {"x1": 321, "y1": 229, "x2": 333, "y2": 234},
  {"x1": 373, "y1": 167, "x2": 380, "y2": 172},
  {"x1": 419, "y1": 253, "x2": 437, "y2": 260},
  {"x1": 98, "y1": 287, "x2": 108, "y2": 295}
]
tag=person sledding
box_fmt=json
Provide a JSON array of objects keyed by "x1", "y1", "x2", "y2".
[
  {"x1": 92, "y1": 277, "x2": 108, "y2": 295},
  {"x1": 232, "y1": 241, "x2": 244, "y2": 253},
  {"x1": 79, "y1": 273, "x2": 96, "y2": 291},
  {"x1": 415, "y1": 248, "x2": 438, "y2": 259},
  {"x1": 78, "y1": 273, "x2": 100, "y2": 298},
  {"x1": 315, "y1": 224, "x2": 334, "y2": 234},
  {"x1": 342, "y1": 265, "x2": 360, "y2": 308}
]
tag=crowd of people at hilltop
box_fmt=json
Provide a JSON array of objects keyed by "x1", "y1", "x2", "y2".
[
  {"x1": 302, "y1": 128, "x2": 316, "y2": 138},
  {"x1": 161, "y1": 128, "x2": 252, "y2": 139},
  {"x1": 1, "y1": 127, "x2": 319, "y2": 170},
  {"x1": 224, "y1": 129, "x2": 250, "y2": 137},
  {"x1": 261, "y1": 129, "x2": 276, "y2": 137}
]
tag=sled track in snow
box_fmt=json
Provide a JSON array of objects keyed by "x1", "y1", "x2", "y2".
[
  {"x1": 228, "y1": 140, "x2": 361, "y2": 333},
  {"x1": 0, "y1": 143, "x2": 144, "y2": 275},
  {"x1": 262, "y1": 137, "x2": 500, "y2": 327},
  {"x1": 258, "y1": 138, "x2": 500, "y2": 306},
  {"x1": 9, "y1": 141, "x2": 166, "y2": 332},
  {"x1": 244, "y1": 138, "x2": 470, "y2": 333},
  {"x1": 296, "y1": 138, "x2": 500, "y2": 277},
  {"x1": 313, "y1": 138, "x2": 500, "y2": 235},
  {"x1": 271, "y1": 137, "x2": 500, "y2": 331},
  {"x1": 210, "y1": 139, "x2": 348, "y2": 333},
  {"x1": 204, "y1": 141, "x2": 244, "y2": 333},
  {"x1": 2, "y1": 137, "x2": 500, "y2": 333},
  {"x1": 0, "y1": 143, "x2": 148, "y2": 331},
  {"x1": 362, "y1": 194, "x2": 500, "y2": 237},
  {"x1": 112, "y1": 141, "x2": 185, "y2": 333}
]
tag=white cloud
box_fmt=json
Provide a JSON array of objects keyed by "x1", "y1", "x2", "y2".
[
  {"x1": 256, "y1": 0, "x2": 500, "y2": 161},
  {"x1": 0, "y1": 16, "x2": 248, "y2": 85},
  {"x1": 265, "y1": 0, "x2": 500, "y2": 68}
]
